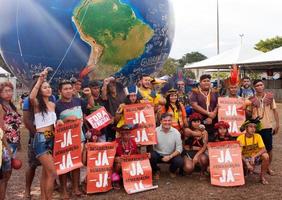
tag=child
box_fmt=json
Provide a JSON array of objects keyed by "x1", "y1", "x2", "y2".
[
  {"x1": 237, "y1": 118, "x2": 269, "y2": 185},
  {"x1": 112, "y1": 124, "x2": 138, "y2": 189},
  {"x1": 214, "y1": 121, "x2": 234, "y2": 142},
  {"x1": 182, "y1": 113, "x2": 209, "y2": 177}
]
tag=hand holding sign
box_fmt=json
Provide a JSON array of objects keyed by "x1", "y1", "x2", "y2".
[{"x1": 53, "y1": 120, "x2": 83, "y2": 175}]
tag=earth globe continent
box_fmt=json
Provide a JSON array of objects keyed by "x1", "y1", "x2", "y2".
[{"x1": 0, "y1": 0, "x2": 174, "y2": 86}]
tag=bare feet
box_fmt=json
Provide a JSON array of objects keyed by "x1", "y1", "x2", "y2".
[
  {"x1": 260, "y1": 177, "x2": 269, "y2": 185},
  {"x1": 267, "y1": 169, "x2": 275, "y2": 176},
  {"x1": 169, "y1": 172, "x2": 177, "y2": 178},
  {"x1": 61, "y1": 191, "x2": 70, "y2": 200}
]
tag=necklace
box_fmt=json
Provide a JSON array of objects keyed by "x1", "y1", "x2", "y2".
[{"x1": 199, "y1": 87, "x2": 211, "y2": 111}]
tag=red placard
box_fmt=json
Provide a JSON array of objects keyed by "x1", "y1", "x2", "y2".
[
  {"x1": 218, "y1": 97, "x2": 246, "y2": 137},
  {"x1": 121, "y1": 154, "x2": 157, "y2": 194},
  {"x1": 124, "y1": 103, "x2": 157, "y2": 145},
  {"x1": 208, "y1": 141, "x2": 245, "y2": 187},
  {"x1": 53, "y1": 120, "x2": 83, "y2": 175},
  {"x1": 86, "y1": 107, "x2": 112, "y2": 131},
  {"x1": 86, "y1": 142, "x2": 116, "y2": 194}
]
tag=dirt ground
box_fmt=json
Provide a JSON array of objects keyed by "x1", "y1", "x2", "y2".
[{"x1": 6, "y1": 105, "x2": 282, "y2": 200}]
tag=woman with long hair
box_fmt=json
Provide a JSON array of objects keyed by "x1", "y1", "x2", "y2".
[
  {"x1": 29, "y1": 69, "x2": 57, "y2": 200},
  {"x1": 0, "y1": 81, "x2": 21, "y2": 200},
  {"x1": 159, "y1": 88, "x2": 188, "y2": 133}
]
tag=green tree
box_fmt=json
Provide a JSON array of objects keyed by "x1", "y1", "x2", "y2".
[
  {"x1": 178, "y1": 51, "x2": 207, "y2": 67},
  {"x1": 255, "y1": 36, "x2": 282, "y2": 52},
  {"x1": 158, "y1": 57, "x2": 178, "y2": 76},
  {"x1": 211, "y1": 72, "x2": 229, "y2": 80}
]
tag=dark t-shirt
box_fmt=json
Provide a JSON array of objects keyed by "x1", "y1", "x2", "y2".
[
  {"x1": 55, "y1": 97, "x2": 87, "y2": 120},
  {"x1": 190, "y1": 88, "x2": 218, "y2": 118}
]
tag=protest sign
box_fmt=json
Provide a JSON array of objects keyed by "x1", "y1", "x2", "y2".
[
  {"x1": 124, "y1": 103, "x2": 157, "y2": 145},
  {"x1": 86, "y1": 107, "x2": 112, "y2": 131},
  {"x1": 208, "y1": 141, "x2": 245, "y2": 187},
  {"x1": 121, "y1": 154, "x2": 157, "y2": 194},
  {"x1": 53, "y1": 120, "x2": 83, "y2": 175},
  {"x1": 218, "y1": 97, "x2": 246, "y2": 137},
  {"x1": 86, "y1": 142, "x2": 116, "y2": 194}
]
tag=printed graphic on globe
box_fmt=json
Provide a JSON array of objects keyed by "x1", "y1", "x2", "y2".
[{"x1": 0, "y1": 0, "x2": 174, "y2": 86}]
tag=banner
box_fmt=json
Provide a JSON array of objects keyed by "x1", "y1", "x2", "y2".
[
  {"x1": 53, "y1": 120, "x2": 83, "y2": 175},
  {"x1": 86, "y1": 142, "x2": 116, "y2": 194},
  {"x1": 218, "y1": 97, "x2": 246, "y2": 137},
  {"x1": 121, "y1": 154, "x2": 157, "y2": 194},
  {"x1": 124, "y1": 103, "x2": 157, "y2": 145},
  {"x1": 208, "y1": 141, "x2": 245, "y2": 187},
  {"x1": 86, "y1": 107, "x2": 112, "y2": 131}
]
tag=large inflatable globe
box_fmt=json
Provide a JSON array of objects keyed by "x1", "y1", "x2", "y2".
[{"x1": 0, "y1": 0, "x2": 174, "y2": 86}]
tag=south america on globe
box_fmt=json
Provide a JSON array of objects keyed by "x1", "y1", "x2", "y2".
[{"x1": 0, "y1": 0, "x2": 174, "y2": 86}]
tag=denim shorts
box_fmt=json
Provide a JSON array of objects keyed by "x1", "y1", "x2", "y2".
[{"x1": 32, "y1": 132, "x2": 54, "y2": 158}]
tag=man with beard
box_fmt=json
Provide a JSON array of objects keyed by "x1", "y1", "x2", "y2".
[
  {"x1": 137, "y1": 74, "x2": 162, "y2": 106},
  {"x1": 189, "y1": 74, "x2": 219, "y2": 141},
  {"x1": 238, "y1": 76, "x2": 255, "y2": 99}
]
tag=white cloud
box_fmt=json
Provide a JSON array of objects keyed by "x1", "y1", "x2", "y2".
[{"x1": 170, "y1": 0, "x2": 282, "y2": 59}]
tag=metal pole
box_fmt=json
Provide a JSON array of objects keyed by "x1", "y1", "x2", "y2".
[{"x1": 216, "y1": 0, "x2": 220, "y2": 87}]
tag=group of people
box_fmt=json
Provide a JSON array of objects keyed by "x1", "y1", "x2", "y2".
[{"x1": 0, "y1": 68, "x2": 280, "y2": 199}]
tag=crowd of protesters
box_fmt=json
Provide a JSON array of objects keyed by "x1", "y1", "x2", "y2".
[{"x1": 0, "y1": 68, "x2": 280, "y2": 199}]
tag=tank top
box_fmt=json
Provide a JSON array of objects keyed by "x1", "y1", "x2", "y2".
[
  {"x1": 34, "y1": 111, "x2": 57, "y2": 129},
  {"x1": 2, "y1": 104, "x2": 21, "y2": 143}
]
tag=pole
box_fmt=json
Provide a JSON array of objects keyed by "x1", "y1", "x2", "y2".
[{"x1": 216, "y1": 0, "x2": 220, "y2": 87}]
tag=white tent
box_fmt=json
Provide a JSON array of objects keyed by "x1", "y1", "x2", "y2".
[
  {"x1": 240, "y1": 46, "x2": 282, "y2": 66},
  {"x1": 184, "y1": 45, "x2": 263, "y2": 69}
]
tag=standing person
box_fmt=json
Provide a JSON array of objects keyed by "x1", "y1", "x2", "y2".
[
  {"x1": 182, "y1": 113, "x2": 208, "y2": 176},
  {"x1": 150, "y1": 113, "x2": 183, "y2": 179},
  {"x1": 237, "y1": 119, "x2": 270, "y2": 184},
  {"x1": 88, "y1": 80, "x2": 104, "y2": 111},
  {"x1": 23, "y1": 94, "x2": 57, "y2": 199},
  {"x1": 190, "y1": 74, "x2": 219, "y2": 141},
  {"x1": 176, "y1": 80, "x2": 189, "y2": 107},
  {"x1": 101, "y1": 77, "x2": 125, "y2": 141},
  {"x1": 250, "y1": 79, "x2": 279, "y2": 175},
  {"x1": 55, "y1": 80, "x2": 89, "y2": 199},
  {"x1": 29, "y1": 69, "x2": 57, "y2": 200},
  {"x1": 22, "y1": 97, "x2": 40, "y2": 199},
  {"x1": 70, "y1": 77, "x2": 82, "y2": 98},
  {"x1": 238, "y1": 76, "x2": 255, "y2": 99},
  {"x1": 159, "y1": 88, "x2": 188, "y2": 134},
  {"x1": 0, "y1": 81, "x2": 21, "y2": 200},
  {"x1": 137, "y1": 74, "x2": 162, "y2": 106}
]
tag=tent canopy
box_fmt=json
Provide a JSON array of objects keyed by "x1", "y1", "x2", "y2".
[
  {"x1": 240, "y1": 46, "x2": 282, "y2": 70},
  {"x1": 184, "y1": 45, "x2": 263, "y2": 69}
]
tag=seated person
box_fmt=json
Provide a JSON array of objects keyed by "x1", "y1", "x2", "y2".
[
  {"x1": 182, "y1": 113, "x2": 209, "y2": 177},
  {"x1": 112, "y1": 124, "x2": 138, "y2": 189},
  {"x1": 150, "y1": 113, "x2": 183, "y2": 179},
  {"x1": 237, "y1": 118, "x2": 270, "y2": 185},
  {"x1": 214, "y1": 121, "x2": 234, "y2": 142}
]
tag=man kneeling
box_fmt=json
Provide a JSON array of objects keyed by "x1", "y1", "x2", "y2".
[
  {"x1": 237, "y1": 118, "x2": 270, "y2": 184},
  {"x1": 150, "y1": 113, "x2": 183, "y2": 179}
]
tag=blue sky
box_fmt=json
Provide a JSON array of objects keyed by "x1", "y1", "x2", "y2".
[{"x1": 170, "y1": 0, "x2": 282, "y2": 59}]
